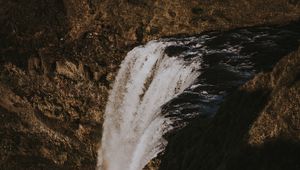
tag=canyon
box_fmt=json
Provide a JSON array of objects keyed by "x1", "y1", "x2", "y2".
[{"x1": 1, "y1": 1, "x2": 300, "y2": 169}]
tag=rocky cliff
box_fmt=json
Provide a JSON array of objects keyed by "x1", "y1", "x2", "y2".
[{"x1": 1, "y1": 0, "x2": 300, "y2": 169}]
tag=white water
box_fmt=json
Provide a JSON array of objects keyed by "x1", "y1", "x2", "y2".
[{"x1": 97, "y1": 40, "x2": 201, "y2": 170}]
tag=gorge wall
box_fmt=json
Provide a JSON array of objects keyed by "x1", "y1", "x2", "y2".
[{"x1": 1, "y1": 0, "x2": 300, "y2": 169}]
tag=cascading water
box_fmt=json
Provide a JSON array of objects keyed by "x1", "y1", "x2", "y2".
[
  {"x1": 98, "y1": 40, "x2": 201, "y2": 170},
  {"x1": 97, "y1": 24, "x2": 300, "y2": 170}
]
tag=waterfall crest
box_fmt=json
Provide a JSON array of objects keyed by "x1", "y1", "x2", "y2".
[
  {"x1": 97, "y1": 40, "x2": 201, "y2": 170},
  {"x1": 97, "y1": 25, "x2": 300, "y2": 170}
]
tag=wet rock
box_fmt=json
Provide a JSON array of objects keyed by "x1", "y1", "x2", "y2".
[{"x1": 144, "y1": 158, "x2": 161, "y2": 170}]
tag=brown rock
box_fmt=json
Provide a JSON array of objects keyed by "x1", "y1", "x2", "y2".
[
  {"x1": 1, "y1": 0, "x2": 300, "y2": 169},
  {"x1": 56, "y1": 60, "x2": 83, "y2": 80}
]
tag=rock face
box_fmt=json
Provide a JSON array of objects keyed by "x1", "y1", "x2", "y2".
[
  {"x1": 1, "y1": 0, "x2": 300, "y2": 169},
  {"x1": 159, "y1": 47, "x2": 300, "y2": 170}
]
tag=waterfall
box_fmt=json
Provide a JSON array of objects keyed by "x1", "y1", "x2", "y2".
[{"x1": 97, "y1": 40, "x2": 201, "y2": 170}]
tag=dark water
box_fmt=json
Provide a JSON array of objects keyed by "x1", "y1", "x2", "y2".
[{"x1": 160, "y1": 22, "x2": 300, "y2": 132}]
